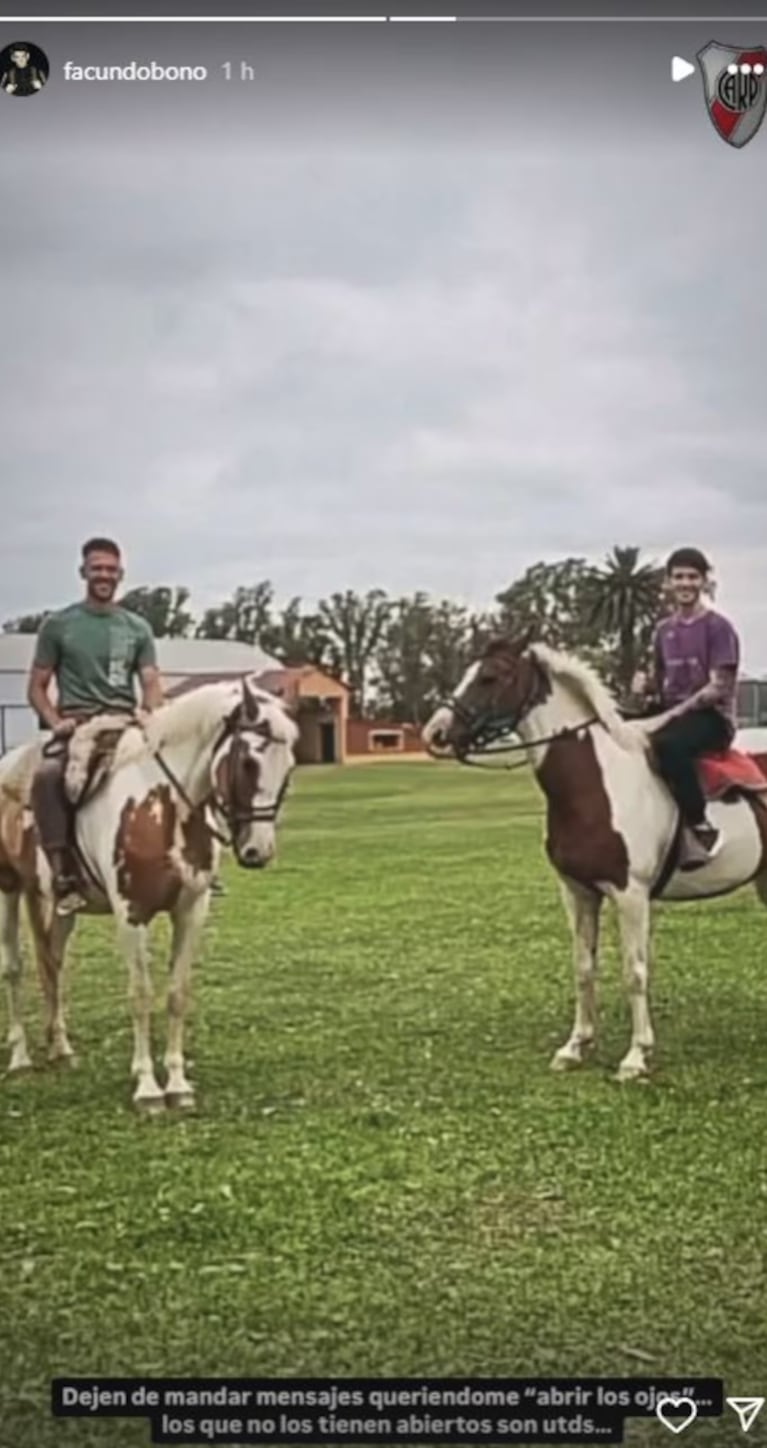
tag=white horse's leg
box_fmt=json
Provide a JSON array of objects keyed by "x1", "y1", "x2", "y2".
[
  {"x1": 551, "y1": 879, "x2": 602, "y2": 1071},
  {"x1": 26, "y1": 895, "x2": 76, "y2": 1064},
  {"x1": 1, "y1": 890, "x2": 32, "y2": 1072},
  {"x1": 115, "y1": 917, "x2": 164, "y2": 1111},
  {"x1": 614, "y1": 882, "x2": 654, "y2": 1081},
  {"x1": 164, "y1": 891, "x2": 209, "y2": 1108}
]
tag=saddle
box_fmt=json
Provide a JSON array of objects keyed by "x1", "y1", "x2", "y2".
[
  {"x1": 63, "y1": 713, "x2": 136, "y2": 806},
  {"x1": 696, "y1": 747, "x2": 767, "y2": 800},
  {"x1": 651, "y1": 746, "x2": 767, "y2": 882}
]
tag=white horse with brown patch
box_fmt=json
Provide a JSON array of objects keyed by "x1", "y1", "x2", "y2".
[
  {"x1": 0, "y1": 676, "x2": 296, "y2": 1109},
  {"x1": 423, "y1": 635, "x2": 767, "y2": 1081}
]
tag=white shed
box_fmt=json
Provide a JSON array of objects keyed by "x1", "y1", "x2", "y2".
[{"x1": 0, "y1": 634, "x2": 280, "y2": 753}]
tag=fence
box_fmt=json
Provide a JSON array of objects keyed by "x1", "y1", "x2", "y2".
[
  {"x1": 3, "y1": 681, "x2": 767, "y2": 758},
  {"x1": 0, "y1": 704, "x2": 39, "y2": 755},
  {"x1": 737, "y1": 678, "x2": 767, "y2": 727}
]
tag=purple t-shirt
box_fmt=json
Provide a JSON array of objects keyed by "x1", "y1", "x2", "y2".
[{"x1": 654, "y1": 609, "x2": 739, "y2": 725}]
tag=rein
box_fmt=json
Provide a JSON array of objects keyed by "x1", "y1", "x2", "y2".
[
  {"x1": 143, "y1": 715, "x2": 288, "y2": 848},
  {"x1": 147, "y1": 741, "x2": 231, "y2": 846},
  {"x1": 443, "y1": 653, "x2": 600, "y2": 771},
  {"x1": 452, "y1": 716, "x2": 601, "y2": 772}
]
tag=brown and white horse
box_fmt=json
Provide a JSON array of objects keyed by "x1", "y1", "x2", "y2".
[
  {"x1": 423, "y1": 635, "x2": 767, "y2": 1081},
  {"x1": 0, "y1": 676, "x2": 296, "y2": 1109}
]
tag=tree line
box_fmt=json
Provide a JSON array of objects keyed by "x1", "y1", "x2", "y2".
[{"x1": 3, "y1": 547, "x2": 674, "y2": 720}]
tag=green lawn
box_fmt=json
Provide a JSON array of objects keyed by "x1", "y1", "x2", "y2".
[{"x1": 1, "y1": 763, "x2": 765, "y2": 1448}]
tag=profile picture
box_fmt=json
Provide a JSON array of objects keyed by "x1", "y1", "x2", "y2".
[{"x1": 0, "y1": 40, "x2": 49, "y2": 96}]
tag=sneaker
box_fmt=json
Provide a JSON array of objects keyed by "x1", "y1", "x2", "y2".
[
  {"x1": 55, "y1": 888, "x2": 88, "y2": 917},
  {"x1": 53, "y1": 871, "x2": 87, "y2": 916}
]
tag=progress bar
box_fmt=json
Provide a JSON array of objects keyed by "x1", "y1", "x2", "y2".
[
  {"x1": 0, "y1": 13, "x2": 390, "y2": 19},
  {"x1": 3, "y1": 10, "x2": 765, "y2": 17},
  {"x1": 0, "y1": 11, "x2": 457, "y2": 17}
]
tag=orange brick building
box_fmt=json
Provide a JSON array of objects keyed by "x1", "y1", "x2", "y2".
[
  {"x1": 255, "y1": 666, "x2": 349, "y2": 764},
  {"x1": 165, "y1": 665, "x2": 429, "y2": 764},
  {"x1": 345, "y1": 718, "x2": 427, "y2": 760}
]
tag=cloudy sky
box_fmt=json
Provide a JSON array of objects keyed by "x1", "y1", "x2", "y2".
[{"x1": 2, "y1": 18, "x2": 766, "y2": 669}]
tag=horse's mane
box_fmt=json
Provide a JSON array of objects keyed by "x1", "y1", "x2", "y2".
[
  {"x1": 529, "y1": 642, "x2": 632, "y2": 741},
  {"x1": 0, "y1": 679, "x2": 297, "y2": 805},
  {"x1": 114, "y1": 677, "x2": 296, "y2": 769}
]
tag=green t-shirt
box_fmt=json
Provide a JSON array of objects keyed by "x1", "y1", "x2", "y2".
[{"x1": 33, "y1": 602, "x2": 157, "y2": 715}]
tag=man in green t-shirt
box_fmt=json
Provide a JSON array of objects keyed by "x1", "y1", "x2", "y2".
[{"x1": 27, "y1": 536, "x2": 163, "y2": 914}]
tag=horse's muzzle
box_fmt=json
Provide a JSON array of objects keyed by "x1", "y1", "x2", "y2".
[
  {"x1": 426, "y1": 730, "x2": 454, "y2": 758},
  {"x1": 422, "y1": 707, "x2": 459, "y2": 758},
  {"x1": 237, "y1": 847, "x2": 271, "y2": 870}
]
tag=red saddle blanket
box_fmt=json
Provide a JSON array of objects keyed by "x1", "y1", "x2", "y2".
[{"x1": 697, "y1": 749, "x2": 767, "y2": 800}]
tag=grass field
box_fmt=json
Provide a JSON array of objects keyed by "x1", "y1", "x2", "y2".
[{"x1": 1, "y1": 762, "x2": 765, "y2": 1448}]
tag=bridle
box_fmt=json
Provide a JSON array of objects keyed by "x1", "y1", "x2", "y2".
[
  {"x1": 148, "y1": 701, "x2": 291, "y2": 848},
  {"x1": 209, "y1": 715, "x2": 292, "y2": 831},
  {"x1": 442, "y1": 655, "x2": 598, "y2": 772}
]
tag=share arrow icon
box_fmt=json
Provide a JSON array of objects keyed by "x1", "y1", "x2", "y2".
[{"x1": 726, "y1": 1398, "x2": 765, "y2": 1434}]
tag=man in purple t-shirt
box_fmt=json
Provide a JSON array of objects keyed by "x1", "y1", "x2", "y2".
[{"x1": 632, "y1": 546, "x2": 739, "y2": 864}]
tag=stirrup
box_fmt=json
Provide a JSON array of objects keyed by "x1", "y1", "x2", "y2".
[
  {"x1": 679, "y1": 825, "x2": 722, "y2": 872},
  {"x1": 54, "y1": 881, "x2": 87, "y2": 916},
  {"x1": 699, "y1": 829, "x2": 723, "y2": 861}
]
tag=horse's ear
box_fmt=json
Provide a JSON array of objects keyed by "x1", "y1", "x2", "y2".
[
  {"x1": 510, "y1": 625, "x2": 534, "y2": 655},
  {"x1": 485, "y1": 629, "x2": 533, "y2": 659},
  {"x1": 278, "y1": 692, "x2": 298, "y2": 719},
  {"x1": 242, "y1": 676, "x2": 261, "y2": 721}
]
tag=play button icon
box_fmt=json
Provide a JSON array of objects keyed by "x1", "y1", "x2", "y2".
[{"x1": 672, "y1": 55, "x2": 696, "y2": 81}]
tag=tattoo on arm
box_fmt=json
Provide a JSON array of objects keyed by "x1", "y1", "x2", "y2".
[
  {"x1": 673, "y1": 666, "x2": 734, "y2": 715},
  {"x1": 27, "y1": 665, "x2": 61, "y2": 730},
  {"x1": 139, "y1": 666, "x2": 164, "y2": 711},
  {"x1": 708, "y1": 665, "x2": 735, "y2": 703}
]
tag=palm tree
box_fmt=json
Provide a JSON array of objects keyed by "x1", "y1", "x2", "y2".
[{"x1": 587, "y1": 546, "x2": 666, "y2": 694}]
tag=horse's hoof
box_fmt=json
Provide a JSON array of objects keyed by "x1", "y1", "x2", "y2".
[
  {"x1": 7, "y1": 1056, "x2": 34, "y2": 1075},
  {"x1": 134, "y1": 1095, "x2": 166, "y2": 1116},
  {"x1": 614, "y1": 1064, "x2": 650, "y2": 1084},
  {"x1": 165, "y1": 1090, "x2": 196, "y2": 1111},
  {"x1": 48, "y1": 1052, "x2": 78, "y2": 1070},
  {"x1": 551, "y1": 1053, "x2": 579, "y2": 1072},
  {"x1": 550, "y1": 1044, "x2": 590, "y2": 1072}
]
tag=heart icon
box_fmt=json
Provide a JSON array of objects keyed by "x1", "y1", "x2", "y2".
[{"x1": 656, "y1": 1395, "x2": 698, "y2": 1435}]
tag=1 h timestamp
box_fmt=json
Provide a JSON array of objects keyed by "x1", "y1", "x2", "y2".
[{"x1": 221, "y1": 61, "x2": 256, "y2": 81}]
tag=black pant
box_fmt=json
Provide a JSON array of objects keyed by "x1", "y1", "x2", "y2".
[
  {"x1": 652, "y1": 707, "x2": 732, "y2": 827},
  {"x1": 30, "y1": 750, "x2": 71, "y2": 854}
]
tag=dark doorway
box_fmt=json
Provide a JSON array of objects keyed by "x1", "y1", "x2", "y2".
[{"x1": 320, "y1": 722, "x2": 336, "y2": 763}]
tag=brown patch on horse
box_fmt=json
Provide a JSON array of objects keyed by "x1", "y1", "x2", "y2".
[
  {"x1": 212, "y1": 753, "x2": 231, "y2": 803},
  {"x1": 538, "y1": 733, "x2": 629, "y2": 892},
  {"x1": 214, "y1": 733, "x2": 261, "y2": 819},
  {"x1": 114, "y1": 785, "x2": 182, "y2": 926},
  {"x1": 447, "y1": 636, "x2": 551, "y2": 756},
  {"x1": 181, "y1": 806, "x2": 214, "y2": 874},
  {"x1": 0, "y1": 800, "x2": 40, "y2": 893},
  {"x1": 0, "y1": 811, "x2": 19, "y2": 892},
  {"x1": 484, "y1": 645, "x2": 552, "y2": 716}
]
